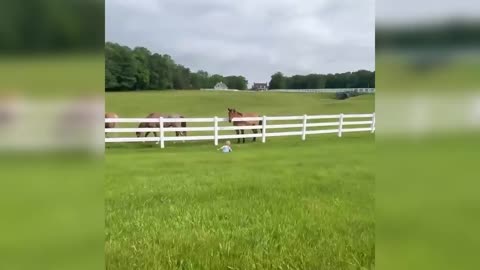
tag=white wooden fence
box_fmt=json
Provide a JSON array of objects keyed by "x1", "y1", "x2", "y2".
[
  {"x1": 105, "y1": 113, "x2": 375, "y2": 149},
  {"x1": 267, "y1": 88, "x2": 375, "y2": 93},
  {"x1": 200, "y1": 88, "x2": 375, "y2": 93}
]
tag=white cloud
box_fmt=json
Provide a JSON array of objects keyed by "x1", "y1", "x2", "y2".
[{"x1": 106, "y1": 0, "x2": 375, "y2": 84}]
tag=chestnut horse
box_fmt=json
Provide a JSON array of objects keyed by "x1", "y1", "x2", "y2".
[
  {"x1": 136, "y1": 113, "x2": 187, "y2": 139},
  {"x1": 105, "y1": 112, "x2": 119, "y2": 138},
  {"x1": 227, "y1": 108, "x2": 262, "y2": 143},
  {"x1": 105, "y1": 112, "x2": 118, "y2": 128}
]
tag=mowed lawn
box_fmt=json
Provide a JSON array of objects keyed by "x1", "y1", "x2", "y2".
[
  {"x1": 105, "y1": 90, "x2": 374, "y2": 117},
  {"x1": 105, "y1": 91, "x2": 375, "y2": 269}
]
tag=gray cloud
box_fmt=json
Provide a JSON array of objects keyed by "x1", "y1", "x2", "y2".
[
  {"x1": 377, "y1": 0, "x2": 480, "y2": 26},
  {"x1": 106, "y1": 0, "x2": 375, "y2": 85}
]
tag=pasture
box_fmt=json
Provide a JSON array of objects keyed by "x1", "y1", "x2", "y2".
[{"x1": 105, "y1": 91, "x2": 375, "y2": 269}]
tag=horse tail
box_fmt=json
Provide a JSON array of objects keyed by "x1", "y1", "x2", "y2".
[{"x1": 259, "y1": 119, "x2": 263, "y2": 133}]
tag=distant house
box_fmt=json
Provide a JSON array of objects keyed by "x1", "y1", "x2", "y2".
[
  {"x1": 252, "y1": 83, "x2": 268, "y2": 91},
  {"x1": 214, "y1": 82, "x2": 228, "y2": 90}
]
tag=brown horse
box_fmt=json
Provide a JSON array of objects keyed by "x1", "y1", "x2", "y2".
[
  {"x1": 105, "y1": 112, "x2": 119, "y2": 138},
  {"x1": 227, "y1": 108, "x2": 262, "y2": 143},
  {"x1": 105, "y1": 112, "x2": 118, "y2": 128},
  {"x1": 136, "y1": 112, "x2": 187, "y2": 139}
]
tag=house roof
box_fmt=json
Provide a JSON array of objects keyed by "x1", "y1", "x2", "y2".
[{"x1": 214, "y1": 82, "x2": 228, "y2": 88}]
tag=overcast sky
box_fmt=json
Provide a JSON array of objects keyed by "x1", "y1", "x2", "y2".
[
  {"x1": 377, "y1": 0, "x2": 480, "y2": 26},
  {"x1": 106, "y1": 0, "x2": 375, "y2": 85}
]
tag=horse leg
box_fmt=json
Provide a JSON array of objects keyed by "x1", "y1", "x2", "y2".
[
  {"x1": 236, "y1": 130, "x2": 240, "y2": 143},
  {"x1": 142, "y1": 132, "x2": 149, "y2": 143},
  {"x1": 172, "y1": 131, "x2": 178, "y2": 144},
  {"x1": 241, "y1": 129, "x2": 245, "y2": 143},
  {"x1": 180, "y1": 131, "x2": 185, "y2": 143},
  {"x1": 152, "y1": 132, "x2": 160, "y2": 144},
  {"x1": 252, "y1": 128, "x2": 258, "y2": 142}
]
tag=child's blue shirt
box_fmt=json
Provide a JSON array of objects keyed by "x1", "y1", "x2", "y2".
[{"x1": 219, "y1": 145, "x2": 232, "y2": 153}]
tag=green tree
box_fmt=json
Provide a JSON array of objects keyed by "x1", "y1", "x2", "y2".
[
  {"x1": 173, "y1": 65, "x2": 191, "y2": 89},
  {"x1": 103, "y1": 43, "x2": 378, "y2": 91},
  {"x1": 369, "y1": 72, "x2": 375, "y2": 88},
  {"x1": 268, "y1": 70, "x2": 375, "y2": 90},
  {"x1": 209, "y1": 74, "x2": 225, "y2": 88},
  {"x1": 105, "y1": 42, "x2": 137, "y2": 90},
  {"x1": 149, "y1": 53, "x2": 174, "y2": 89},
  {"x1": 196, "y1": 70, "x2": 210, "y2": 88},
  {"x1": 324, "y1": 74, "x2": 336, "y2": 88},
  {"x1": 268, "y1": 72, "x2": 287, "y2": 89},
  {"x1": 1, "y1": 0, "x2": 104, "y2": 53},
  {"x1": 225, "y1": 76, "x2": 248, "y2": 90},
  {"x1": 132, "y1": 47, "x2": 151, "y2": 89}
]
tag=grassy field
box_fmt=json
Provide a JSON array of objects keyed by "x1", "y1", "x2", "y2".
[
  {"x1": 105, "y1": 91, "x2": 374, "y2": 142},
  {"x1": 105, "y1": 91, "x2": 375, "y2": 269},
  {"x1": 105, "y1": 90, "x2": 373, "y2": 117}
]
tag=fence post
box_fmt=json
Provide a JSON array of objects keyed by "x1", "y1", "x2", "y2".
[
  {"x1": 214, "y1": 116, "x2": 219, "y2": 146},
  {"x1": 371, "y1": 113, "x2": 376, "y2": 133},
  {"x1": 262, "y1": 115, "x2": 267, "y2": 143},
  {"x1": 301, "y1": 114, "x2": 307, "y2": 141},
  {"x1": 159, "y1": 117, "x2": 165, "y2": 148},
  {"x1": 338, "y1": 113, "x2": 344, "y2": 137}
]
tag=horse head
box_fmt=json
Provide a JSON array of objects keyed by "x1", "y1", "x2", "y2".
[
  {"x1": 227, "y1": 108, "x2": 238, "y2": 123},
  {"x1": 168, "y1": 114, "x2": 187, "y2": 137}
]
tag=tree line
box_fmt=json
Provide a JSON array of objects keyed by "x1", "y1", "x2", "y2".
[
  {"x1": 376, "y1": 21, "x2": 480, "y2": 50},
  {"x1": 1, "y1": 0, "x2": 103, "y2": 53},
  {"x1": 268, "y1": 70, "x2": 375, "y2": 89},
  {"x1": 106, "y1": 42, "x2": 248, "y2": 91},
  {"x1": 106, "y1": 42, "x2": 375, "y2": 91}
]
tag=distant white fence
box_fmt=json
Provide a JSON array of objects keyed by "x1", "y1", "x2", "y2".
[
  {"x1": 200, "y1": 88, "x2": 375, "y2": 93},
  {"x1": 267, "y1": 88, "x2": 375, "y2": 93},
  {"x1": 200, "y1": 88, "x2": 240, "y2": 91},
  {"x1": 105, "y1": 113, "x2": 375, "y2": 149}
]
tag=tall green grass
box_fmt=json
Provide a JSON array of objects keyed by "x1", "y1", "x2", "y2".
[{"x1": 105, "y1": 91, "x2": 375, "y2": 269}]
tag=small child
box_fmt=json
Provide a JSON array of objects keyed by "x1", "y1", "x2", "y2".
[{"x1": 218, "y1": 141, "x2": 233, "y2": 153}]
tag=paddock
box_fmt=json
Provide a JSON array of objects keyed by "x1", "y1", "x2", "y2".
[
  {"x1": 105, "y1": 91, "x2": 375, "y2": 269},
  {"x1": 105, "y1": 113, "x2": 375, "y2": 148}
]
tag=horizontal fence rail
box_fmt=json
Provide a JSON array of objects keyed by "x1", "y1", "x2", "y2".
[
  {"x1": 105, "y1": 113, "x2": 375, "y2": 148},
  {"x1": 267, "y1": 88, "x2": 375, "y2": 93},
  {"x1": 200, "y1": 88, "x2": 375, "y2": 93}
]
